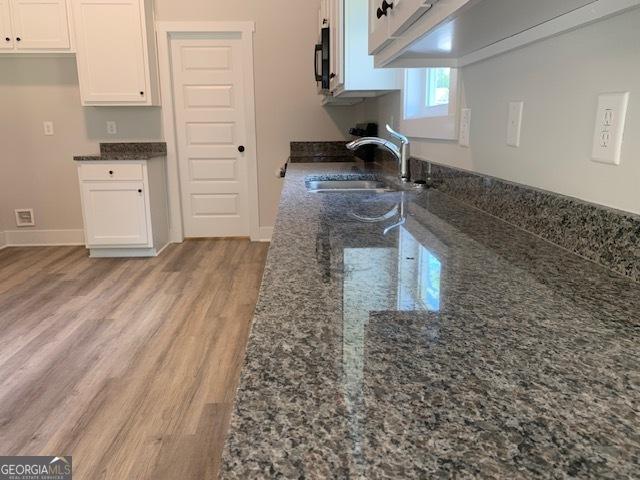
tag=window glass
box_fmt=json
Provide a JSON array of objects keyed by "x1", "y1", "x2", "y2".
[
  {"x1": 404, "y1": 68, "x2": 452, "y2": 119},
  {"x1": 426, "y1": 68, "x2": 451, "y2": 107}
]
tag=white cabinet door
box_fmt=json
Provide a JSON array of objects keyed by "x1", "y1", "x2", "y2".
[
  {"x1": 329, "y1": 0, "x2": 344, "y2": 91},
  {"x1": 0, "y1": 0, "x2": 13, "y2": 49},
  {"x1": 318, "y1": 0, "x2": 329, "y2": 30},
  {"x1": 387, "y1": 0, "x2": 432, "y2": 37},
  {"x1": 11, "y1": 0, "x2": 70, "y2": 50},
  {"x1": 81, "y1": 181, "x2": 150, "y2": 246},
  {"x1": 369, "y1": 0, "x2": 391, "y2": 54},
  {"x1": 73, "y1": 0, "x2": 149, "y2": 104}
]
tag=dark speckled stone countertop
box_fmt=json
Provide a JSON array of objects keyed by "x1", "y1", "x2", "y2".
[
  {"x1": 73, "y1": 142, "x2": 167, "y2": 161},
  {"x1": 221, "y1": 162, "x2": 640, "y2": 479}
]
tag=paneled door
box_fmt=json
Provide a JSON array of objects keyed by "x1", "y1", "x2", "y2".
[
  {"x1": 170, "y1": 33, "x2": 250, "y2": 238},
  {"x1": 11, "y1": 0, "x2": 69, "y2": 50}
]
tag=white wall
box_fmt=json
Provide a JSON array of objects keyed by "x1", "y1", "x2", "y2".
[
  {"x1": 0, "y1": 57, "x2": 163, "y2": 239},
  {"x1": 357, "y1": 9, "x2": 640, "y2": 215},
  {"x1": 0, "y1": 0, "x2": 354, "y2": 240}
]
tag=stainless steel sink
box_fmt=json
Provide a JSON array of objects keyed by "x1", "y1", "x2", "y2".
[{"x1": 306, "y1": 179, "x2": 391, "y2": 193}]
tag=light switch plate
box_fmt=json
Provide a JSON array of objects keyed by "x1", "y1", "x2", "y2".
[
  {"x1": 43, "y1": 121, "x2": 54, "y2": 136},
  {"x1": 459, "y1": 108, "x2": 471, "y2": 147},
  {"x1": 507, "y1": 102, "x2": 524, "y2": 147},
  {"x1": 591, "y1": 92, "x2": 629, "y2": 165}
]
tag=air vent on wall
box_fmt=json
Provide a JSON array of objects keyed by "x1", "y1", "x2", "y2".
[{"x1": 15, "y1": 209, "x2": 35, "y2": 227}]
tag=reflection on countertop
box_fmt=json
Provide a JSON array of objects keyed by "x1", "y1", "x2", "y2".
[{"x1": 221, "y1": 162, "x2": 640, "y2": 479}]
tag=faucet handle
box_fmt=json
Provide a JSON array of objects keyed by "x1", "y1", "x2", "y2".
[{"x1": 386, "y1": 124, "x2": 409, "y2": 145}]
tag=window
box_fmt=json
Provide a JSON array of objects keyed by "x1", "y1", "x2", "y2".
[{"x1": 401, "y1": 67, "x2": 459, "y2": 140}]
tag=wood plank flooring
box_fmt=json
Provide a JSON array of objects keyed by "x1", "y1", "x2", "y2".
[{"x1": 0, "y1": 239, "x2": 269, "y2": 479}]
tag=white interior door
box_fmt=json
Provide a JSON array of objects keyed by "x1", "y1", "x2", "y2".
[
  {"x1": 11, "y1": 0, "x2": 69, "y2": 49},
  {"x1": 170, "y1": 33, "x2": 251, "y2": 238},
  {"x1": 0, "y1": 0, "x2": 13, "y2": 49}
]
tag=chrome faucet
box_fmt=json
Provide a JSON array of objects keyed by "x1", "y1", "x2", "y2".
[{"x1": 346, "y1": 124, "x2": 411, "y2": 183}]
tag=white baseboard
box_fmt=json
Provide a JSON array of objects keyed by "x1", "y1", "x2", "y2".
[
  {"x1": 257, "y1": 226, "x2": 274, "y2": 242},
  {"x1": 3, "y1": 229, "x2": 85, "y2": 247},
  {"x1": 0, "y1": 231, "x2": 6, "y2": 250}
]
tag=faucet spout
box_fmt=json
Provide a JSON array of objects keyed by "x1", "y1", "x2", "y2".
[
  {"x1": 346, "y1": 124, "x2": 411, "y2": 182},
  {"x1": 346, "y1": 137, "x2": 400, "y2": 160}
]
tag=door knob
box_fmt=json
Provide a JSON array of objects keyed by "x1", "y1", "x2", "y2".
[
  {"x1": 138, "y1": 189, "x2": 142, "y2": 193},
  {"x1": 4, "y1": 37, "x2": 9, "y2": 42},
  {"x1": 16, "y1": 37, "x2": 21, "y2": 42},
  {"x1": 238, "y1": 145, "x2": 245, "y2": 153},
  {"x1": 382, "y1": 0, "x2": 394, "y2": 12},
  {"x1": 376, "y1": 7, "x2": 385, "y2": 18},
  {"x1": 109, "y1": 170, "x2": 114, "y2": 175}
]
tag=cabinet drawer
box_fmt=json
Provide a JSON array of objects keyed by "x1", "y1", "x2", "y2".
[{"x1": 79, "y1": 163, "x2": 143, "y2": 181}]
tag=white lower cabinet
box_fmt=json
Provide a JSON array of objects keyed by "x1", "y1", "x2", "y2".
[
  {"x1": 78, "y1": 159, "x2": 169, "y2": 257},
  {"x1": 81, "y1": 181, "x2": 149, "y2": 246}
]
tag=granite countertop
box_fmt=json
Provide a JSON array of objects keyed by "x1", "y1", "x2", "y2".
[
  {"x1": 73, "y1": 142, "x2": 167, "y2": 161},
  {"x1": 221, "y1": 162, "x2": 640, "y2": 479}
]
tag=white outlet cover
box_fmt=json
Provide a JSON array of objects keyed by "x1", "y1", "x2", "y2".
[
  {"x1": 106, "y1": 121, "x2": 118, "y2": 135},
  {"x1": 43, "y1": 121, "x2": 54, "y2": 136},
  {"x1": 591, "y1": 92, "x2": 629, "y2": 165},
  {"x1": 507, "y1": 102, "x2": 524, "y2": 147},
  {"x1": 459, "y1": 108, "x2": 471, "y2": 147}
]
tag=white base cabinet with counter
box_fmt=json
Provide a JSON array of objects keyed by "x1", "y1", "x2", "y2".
[{"x1": 77, "y1": 159, "x2": 169, "y2": 257}]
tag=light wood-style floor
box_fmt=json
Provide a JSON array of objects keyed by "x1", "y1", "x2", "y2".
[{"x1": 0, "y1": 239, "x2": 269, "y2": 479}]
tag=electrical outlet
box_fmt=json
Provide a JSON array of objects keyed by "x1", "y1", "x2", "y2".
[
  {"x1": 14, "y1": 209, "x2": 35, "y2": 227},
  {"x1": 459, "y1": 108, "x2": 471, "y2": 147},
  {"x1": 507, "y1": 102, "x2": 524, "y2": 147},
  {"x1": 43, "y1": 121, "x2": 54, "y2": 136},
  {"x1": 106, "y1": 121, "x2": 118, "y2": 135},
  {"x1": 591, "y1": 92, "x2": 629, "y2": 165}
]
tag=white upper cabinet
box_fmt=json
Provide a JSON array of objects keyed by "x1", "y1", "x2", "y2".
[
  {"x1": 371, "y1": 0, "x2": 640, "y2": 68},
  {"x1": 329, "y1": 0, "x2": 343, "y2": 92},
  {"x1": 72, "y1": 0, "x2": 160, "y2": 106},
  {"x1": 323, "y1": 0, "x2": 400, "y2": 100},
  {"x1": 368, "y1": 0, "x2": 392, "y2": 54},
  {"x1": 0, "y1": 0, "x2": 72, "y2": 52},
  {"x1": 0, "y1": 0, "x2": 13, "y2": 49},
  {"x1": 386, "y1": 0, "x2": 433, "y2": 38},
  {"x1": 12, "y1": 0, "x2": 70, "y2": 49}
]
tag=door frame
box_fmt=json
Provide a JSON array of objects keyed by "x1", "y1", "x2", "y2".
[{"x1": 156, "y1": 21, "x2": 262, "y2": 242}]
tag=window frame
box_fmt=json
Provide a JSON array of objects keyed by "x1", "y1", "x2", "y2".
[{"x1": 400, "y1": 67, "x2": 460, "y2": 140}]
